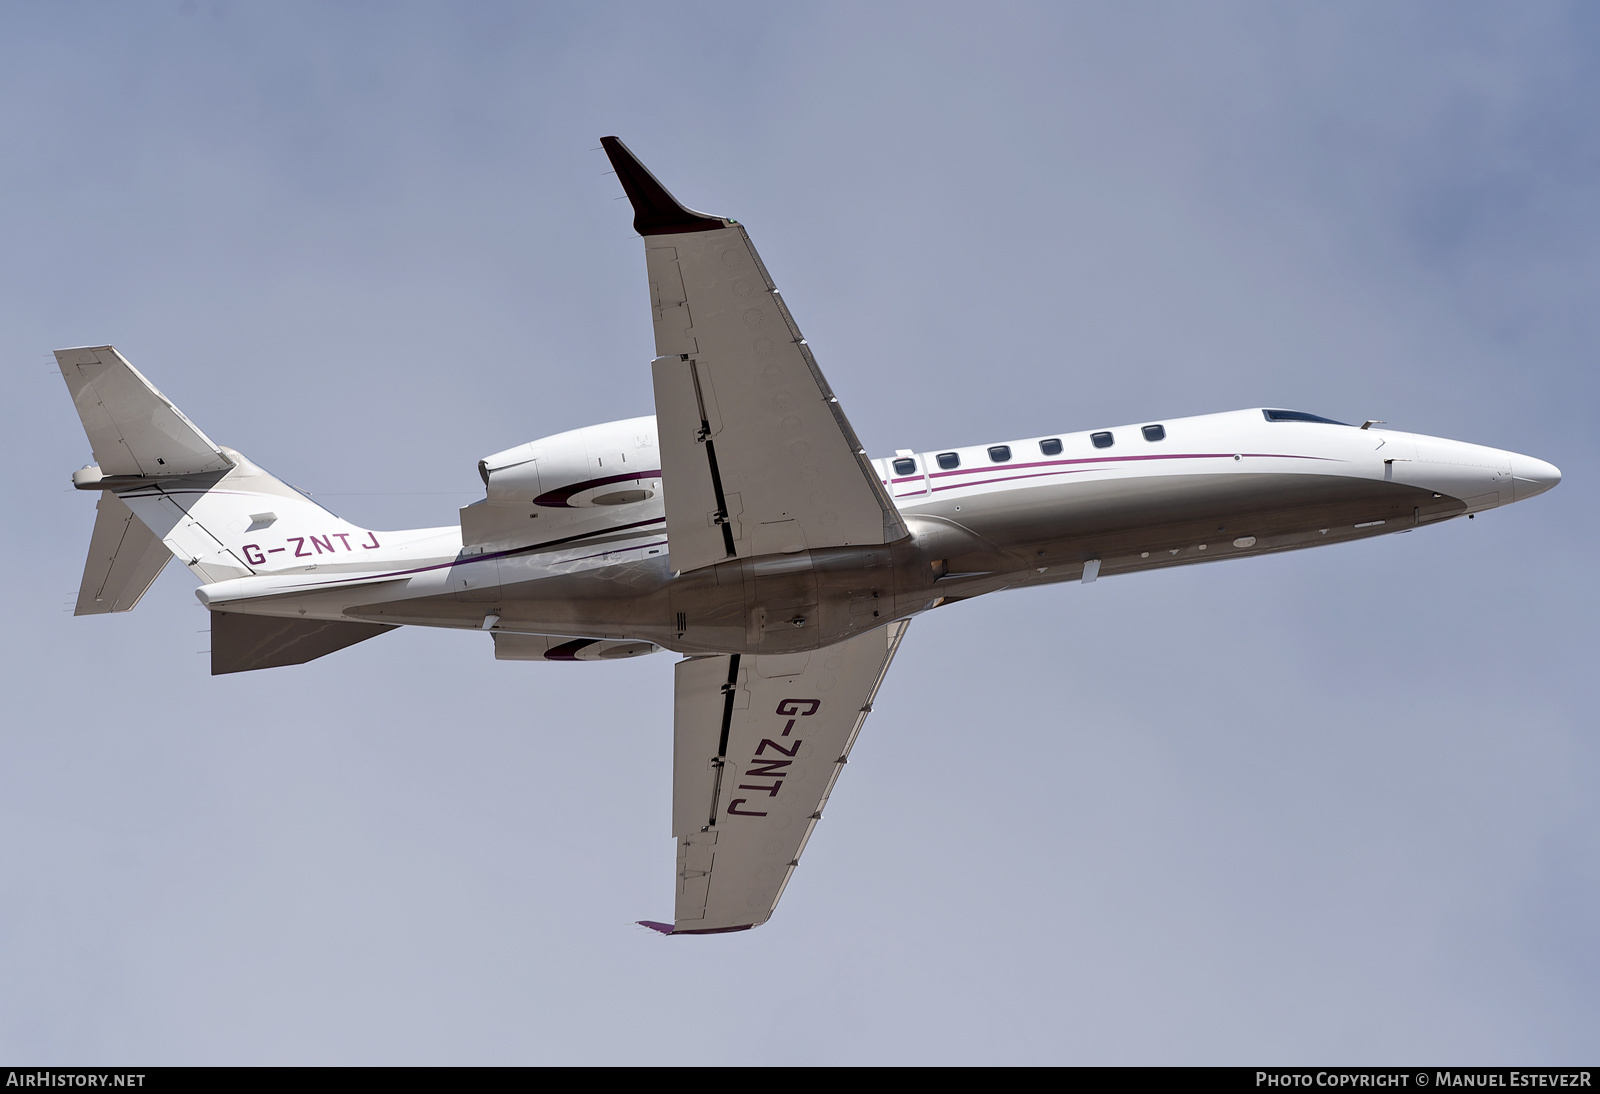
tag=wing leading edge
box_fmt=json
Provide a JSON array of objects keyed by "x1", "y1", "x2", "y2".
[
  {"x1": 600, "y1": 137, "x2": 907, "y2": 574},
  {"x1": 646, "y1": 619, "x2": 911, "y2": 935}
]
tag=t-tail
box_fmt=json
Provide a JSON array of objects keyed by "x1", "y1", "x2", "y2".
[{"x1": 57, "y1": 345, "x2": 397, "y2": 674}]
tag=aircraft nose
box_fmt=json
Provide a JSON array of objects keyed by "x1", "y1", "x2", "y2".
[{"x1": 1512, "y1": 455, "x2": 1562, "y2": 501}]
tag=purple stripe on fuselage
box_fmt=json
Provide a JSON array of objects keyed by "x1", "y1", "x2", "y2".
[
  {"x1": 886, "y1": 450, "x2": 1343, "y2": 498},
  {"x1": 925, "y1": 451, "x2": 1339, "y2": 480},
  {"x1": 931, "y1": 468, "x2": 1094, "y2": 493}
]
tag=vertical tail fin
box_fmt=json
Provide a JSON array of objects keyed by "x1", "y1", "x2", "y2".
[{"x1": 59, "y1": 345, "x2": 378, "y2": 590}]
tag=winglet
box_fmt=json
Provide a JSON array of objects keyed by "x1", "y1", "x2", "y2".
[
  {"x1": 600, "y1": 137, "x2": 729, "y2": 236},
  {"x1": 637, "y1": 920, "x2": 675, "y2": 935}
]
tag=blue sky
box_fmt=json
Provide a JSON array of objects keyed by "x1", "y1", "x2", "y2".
[{"x1": 2, "y1": 2, "x2": 1595, "y2": 1063}]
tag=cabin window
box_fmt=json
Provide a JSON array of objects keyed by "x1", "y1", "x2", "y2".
[
  {"x1": 1039, "y1": 438, "x2": 1062, "y2": 456},
  {"x1": 988, "y1": 445, "x2": 1012, "y2": 463},
  {"x1": 1262, "y1": 409, "x2": 1349, "y2": 425},
  {"x1": 1142, "y1": 424, "x2": 1166, "y2": 442},
  {"x1": 1091, "y1": 431, "x2": 1114, "y2": 449},
  {"x1": 937, "y1": 452, "x2": 960, "y2": 470},
  {"x1": 892, "y1": 457, "x2": 917, "y2": 476}
]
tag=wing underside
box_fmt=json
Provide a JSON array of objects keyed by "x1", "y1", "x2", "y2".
[
  {"x1": 601, "y1": 137, "x2": 906, "y2": 574},
  {"x1": 655, "y1": 620, "x2": 910, "y2": 934}
]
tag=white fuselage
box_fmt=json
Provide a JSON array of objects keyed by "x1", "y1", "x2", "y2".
[{"x1": 193, "y1": 407, "x2": 1560, "y2": 657}]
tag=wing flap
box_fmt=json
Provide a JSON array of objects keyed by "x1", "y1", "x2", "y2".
[
  {"x1": 651, "y1": 356, "x2": 739, "y2": 568},
  {"x1": 664, "y1": 620, "x2": 911, "y2": 933}
]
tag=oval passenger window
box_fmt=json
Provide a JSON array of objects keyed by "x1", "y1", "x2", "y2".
[
  {"x1": 892, "y1": 457, "x2": 917, "y2": 475},
  {"x1": 1142, "y1": 424, "x2": 1165, "y2": 442},
  {"x1": 1039, "y1": 438, "x2": 1062, "y2": 456},
  {"x1": 937, "y1": 452, "x2": 960, "y2": 470},
  {"x1": 1091, "y1": 431, "x2": 1114, "y2": 449},
  {"x1": 988, "y1": 445, "x2": 1011, "y2": 463}
]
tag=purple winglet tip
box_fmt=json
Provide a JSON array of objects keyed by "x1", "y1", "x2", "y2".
[{"x1": 638, "y1": 920, "x2": 675, "y2": 935}]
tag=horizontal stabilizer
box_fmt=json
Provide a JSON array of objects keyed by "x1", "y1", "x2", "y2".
[
  {"x1": 56, "y1": 346, "x2": 232, "y2": 478},
  {"x1": 211, "y1": 611, "x2": 396, "y2": 675},
  {"x1": 76, "y1": 492, "x2": 171, "y2": 615}
]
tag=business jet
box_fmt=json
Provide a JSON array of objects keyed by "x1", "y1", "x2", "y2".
[{"x1": 56, "y1": 137, "x2": 1561, "y2": 935}]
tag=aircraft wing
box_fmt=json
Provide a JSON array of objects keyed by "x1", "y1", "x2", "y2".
[
  {"x1": 645, "y1": 619, "x2": 910, "y2": 935},
  {"x1": 601, "y1": 137, "x2": 907, "y2": 574}
]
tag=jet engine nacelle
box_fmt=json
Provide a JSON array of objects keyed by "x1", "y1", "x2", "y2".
[
  {"x1": 462, "y1": 416, "x2": 662, "y2": 549},
  {"x1": 479, "y1": 416, "x2": 660, "y2": 507}
]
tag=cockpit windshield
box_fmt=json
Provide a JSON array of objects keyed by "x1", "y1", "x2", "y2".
[{"x1": 1262, "y1": 409, "x2": 1349, "y2": 425}]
